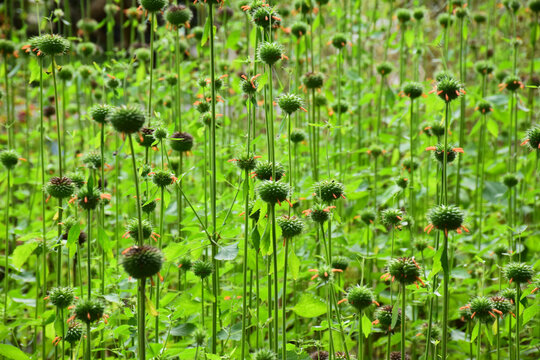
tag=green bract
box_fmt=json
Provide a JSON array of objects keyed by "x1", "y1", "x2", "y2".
[
  {"x1": 46, "y1": 177, "x2": 75, "y2": 199},
  {"x1": 30, "y1": 34, "x2": 70, "y2": 56},
  {"x1": 165, "y1": 5, "x2": 193, "y2": 26},
  {"x1": 257, "y1": 180, "x2": 289, "y2": 205},
  {"x1": 427, "y1": 205, "x2": 465, "y2": 231},
  {"x1": 109, "y1": 106, "x2": 146, "y2": 134},
  {"x1": 75, "y1": 299, "x2": 105, "y2": 324},
  {"x1": 277, "y1": 215, "x2": 304, "y2": 239},
  {"x1": 169, "y1": 132, "x2": 194, "y2": 152},
  {"x1": 122, "y1": 245, "x2": 164, "y2": 279},
  {"x1": 313, "y1": 180, "x2": 345, "y2": 202},
  {"x1": 257, "y1": 42, "x2": 283, "y2": 66},
  {"x1": 347, "y1": 285, "x2": 374, "y2": 312},
  {"x1": 192, "y1": 260, "x2": 214, "y2": 279},
  {"x1": 139, "y1": 0, "x2": 167, "y2": 12}
]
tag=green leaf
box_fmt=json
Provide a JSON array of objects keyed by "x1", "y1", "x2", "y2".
[
  {"x1": 522, "y1": 304, "x2": 538, "y2": 326},
  {"x1": 215, "y1": 242, "x2": 239, "y2": 261},
  {"x1": 170, "y1": 323, "x2": 196, "y2": 336},
  {"x1": 362, "y1": 314, "x2": 372, "y2": 338},
  {"x1": 66, "y1": 224, "x2": 80, "y2": 246},
  {"x1": 0, "y1": 344, "x2": 29, "y2": 360},
  {"x1": 430, "y1": 245, "x2": 444, "y2": 277},
  {"x1": 391, "y1": 301, "x2": 399, "y2": 329},
  {"x1": 145, "y1": 294, "x2": 158, "y2": 317},
  {"x1": 251, "y1": 227, "x2": 260, "y2": 250},
  {"x1": 11, "y1": 241, "x2": 39, "y2": 270},
  {"x1": 289, "y1": 250, "x2": 300, "y2": 281},
  {"x1": 470, "y1": 322, "x2": 479, "y2": 343},
  {"x1": 486, "y1": 118, "x2": 498, "y2": 138},
  {"x1": 292, "y1": 293, "x2": 327, "y2": 318}
]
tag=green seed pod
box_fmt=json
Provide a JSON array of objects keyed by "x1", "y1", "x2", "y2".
[
  {"x1": 241, "y1": 77, "x2": 258, "y2": 95},
  {"x1": 141, "y1": 198, "x2": 157, "y2": 214},
  {"x1": 469, "y1": 296, "x2": 495, "y2": 323},
  {"x1": 290, "y1": 129, "x2": 307, "y2": 143},
  {"x1": 422, "y1": 323, "x2": 441, "y2": 341},
  {"x1": 360, "y1": 209, "x2": 376, "y2": 225},
  {"x1": 49, "y1": 286, "x2": 75, "y2": 308},
  {"x1": 455, "y1": 7, "x2": 468, "y2": 19},
  {"x1": 78, "y1": 65, "x2": 93, "y2": 79},
  {"x1": 413, "y1": 8, "x2": 425, "y2": 21},
  {"x1": 313, "y1": 180, "x2": 345, "y2": 202},
  {"x1": 431, "y1": 143, "x2": 459, "y2": 163},
  {"x1": 436, "y1": 75, "x2": 463, "y2": 103},
  {"x1": 331, "y1": 100, "x2": 349, "y2": 114},
  {"x1": 390, "y1": 351, "x2": 410, "y2": 360},
  {"x1": 58, "y1": 65, "x2": 74, "y2": 81},
  {"x1": 376, "y1": 61, "x2": 394, "y2": 76},
  {"x1": 395, "y1": 176, "x2": 408, "y2": 189},
  {"x1": 401, "y1": 158, "x2": 419, "y2": 173},
  {"x1": 76, "y1": 42, "x2": 96, "y2": 58},
  {"x1": 46, "y1": 177, "x2": 75, "y2": 199},
  {"x1": 386, "y1": 257, "x2": 421, "y2": 285},
  {"x1": 277, "y1": 215, "x2": 304, "y2": 239},
  {"x1": 500, "y1": 288, "x2": 517, "y2": 303},
  {"x1": 303, "y1": 72, "x2": 324, "y2": 89},
  {"x1": 64, "y1": 324, "x2": 83, "y2": 344},
  {"x1": 524, "y1": 126, "x2": 540, "y2": 150},
  {"x1": 68, "y1": 172, "x2": 85, "y2": 189},
  {"x1": 473, "y1": 12, "x2": 487, "y2": 23},
  {"x1": 347, "y1": 285, "x2": 374, "y2": 312},
  {"x1": 106, "y1": 77, "x2": 120, "y2": 90},
  {"x1": 490, "y1": 296, "x2": 512, "y2": 316},
  {"x1": 152, "y1": 170, "x2": 175, "y2": 188},
  {"x1": 134, "y1": 48, "x2": 151, "y2": 62},
  {"x1": 315, "y1": 264, "x2": 334, "y2": 283},
  {"x1": 291, "y1": 21, "x2": 308, "y2": 38},
  {"x1": 254, "y1": 161, "x2": 285, "y2": 181},
  {"x1": 166, "y1": 5, "x2": 193, "y2": 26},
  {"x1": 192, "y1": 260, "x2": 214, "y2": 279},
  {"x1": 477, "y1": 99, "x2": 493, "y2": 114},
  {"x1": 75, "y1": 299, "x2": 105, "y2": 324},
  {"x1": 154, "y1": 127, "x2": 168, "y2": 141},
  {"x1": 0, "y1": 149, "x2": 20, "y2": 169},
  {"x1": 474, "y1": 60, "x2": 495, "y2": 76},
  {"x1": 127, "y1": 218, "x2": 153, "y2": 240},
  {"x1": 530, "y1": 0, "x2": 540, "y2": 13},
  {"x1": 122, "y1": 245, "x2": 164, "y2": 279},
  {"x1": 503, "y1": 0, "x2": 521, "y2": 12},
  {"x1": 169, "y1": 132, "x2": 194, "y2": 152},
  {"x1": 308, "y1": 203, "x2": 331, "y2": 224},
  {"x1": 504, "y1": 262, "x2": 534, "y2": 284},
  {"x1": 137, "y1": 127, "x2": 156, "y2": 148},
  {"x1": 493, "y1": 244, "x2": 508, "y2": 258},
  {"x1": 424, "y1": 121, "x2": 445, "y2": 138},
  {"x1": 30, "y1": 34, "x2": 70, "y2": 56},
  {"x1": 82, "y1": 152, "x2": 103, "y2": 169},
  {"x1": 139, "y1": 0, "x2": 166, "y2": 12},
  {"x1": 503, "y1": 173, "x2": 519, "y2": 188},
  {"x1": 192, "y1": 26, "x2": 204, "y2": 41},
  {"x1": 427, "y1": 204, "x2": 465, "y2": 232},
  {"x1": 331, "y1": 33, "x2": 348, "y2": 49},
  {"x1": 396, "y1": 8, "x2": 412, "y2": 23},
  {"x1": 414, "y1": 238, "x2": 429, "y2": 252},
  {"x1": 257, "y1": 42, "x2": 284, "y2": 66},
  {"x1": 502, "y1": 75, "x2": 522, "y2": 91},
  {"x1": 381, "y1": 208, "x2": 403, "y2": 227},
  {"x1": 278, "y1": 93, "x2": 303, "y2": 115},
  {"x1": 332, "y1": 256, "x2": 349, "y2": 271},
  {"x1": 257, "y1": 180, "x2": 289, "y2": 205},
  {"x1": 235, "y1": 154, "x2": 258, "y2": 172},
  {"x1": 375, "y1": 305, "x2": 401, "y2": 330},
  {"x1": 77, "y1": 186, "x2": 101, "y2": 211},
  {"x1": 0, "y1": 39, "x2": 15, "y2": 57},
  {"x1": 437, "y1": 13, "x2": 454, "y2": 27},
  {"x1": 193, "y1": 328, "x2": 206, "y2": 346},
  {"x1": 90, "y1": 104, "x2": 113, "y2": 124},
  {"x1": 402, "y1": 82, "x2": 423, "y2": 99},
  {"x1": 178, "y1": 256, "x2": 192, "y2": 271},
  {"x1": 309, "y1": 350, "x2": 329, "y2": 360},
  {"x1": 77, "y1": 18, "x2": 98, "y2": 34},
  {"x1": 109, "y1": 106, "x2": 146, "y2": 134},
  {"x1": 253, "y1": 348, "x2": 277, "y2": 360},
  {"x1": 252, "y1": 7, "x2": 281, "y2": 29}
]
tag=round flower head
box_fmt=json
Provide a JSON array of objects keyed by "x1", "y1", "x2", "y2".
[
  {"x1": 0, "y1": 149, "x2": 20, "y2": 170},
  {"x1": 192, "y1": 260, "x2": 214, "y2": 279},
  {"x1": 169, "y1": 132, "x2": 194, "y2": 152},
  {"x1": 413, "y1": 8, "x2": 425, "y2": 21},
  {"x1": 231, "y1": 154, "x2": 257, "y2": 172},
  {"x1": 154, "y1": 127, "x2": 168, "y2": 141},
  {"x1": 504, "y1": 262, "x2": 534, "y2": 284},
  {"x1": 402, "y1": 82, "x2": 423, "y2": 99},
  {"x1": 77, "y1": 18, "x2": 98, "y2": 34},
  {"x1": 381, "y1": 208, "x2": 403, "y2": 227},
  {"x1": 311, "y1": 265, "x2": 335, "y2": 283},
  {"x1": 122, "y1": 245, "x2": 163, "y2": 279},
  {"x1": 291, "y1": 21, "x2": 308, "y2": 38},
  {"x1": 473, "y1": 12, "x2": 487, "y2": 23},
  {"x1": 48, "y1": 286, "x2": 74, "y2": 308},
  {"x1": 523, "y1": 126, "x2": 540, "y2": 150},
  {"x1": 295, "y1": 0, "x2": 312, "y2": 14},
  {"x1": 309, "y1": 351, "x2": 329, "y2": 360},
  {"x1": 252, "y1": 7, "x2": 281, "y2": 29},
  {"x1": 390, "y1": 352, "x2": 410, "y2": 360},
  {"x1": 306, "y1": 203, "x2": 332, "y2": 224},
  {"x1": 434, "y1": 75, "x2": 464, "y2": 103},
  {"x1": 424, "y1": 121, "x2": 445, "y2": 138},
  {"x1": 331, "y1": 100, "x2": 349, "y2": 114},
  {"x1": 313, "y1": 180, "x2": 345, "y2": 202},
  {"x1": 76, "y1": 42, "x2": 96, "y2": 57},
  {"x1": 314, "y1": 94, "x2": 327, "y2": 107},
  {"x1": 64, "y1": 324, "x2": 83, "y2": 344},
  {"x1": 490, "y1": 296, "x2": 512, "y2": 316},
  {"x1": 126, "y1": 218, "x2": 153, "y2": 240},
  {"x1": 195, "y1": 100, "x2": 211, "y2": 113},
  {"x1": 530, "y1": 0, "x2": 540, "y2": 13},
  {"x1": 493, "y1": 243, "x2": 508, "y2": 258},
  {"x1": 396, "y1": 8, "x2": 412, "y2": 23},
  {"x1": 135, "y1": 48, "x2": 151, "y2": 63},
  {"x1": 106, "y1": 77, "x2": 120, "y2": 90},
  {"x1": 290, "y1": 129, "x2": 307, "y2": 143},
  {"x1": 401, "y1": 158, "x2": 419, "y2": 173},
  {"x1": 395, "y1": 176, "x2": 408, "y2": 189},
  {"x1": 426, "y1": 204, "x2": 466, "y2": 233},
  {"x1": 109, "y1": 106, "x2": 146, "y2": 134},
  {"x1": 368, "y1": 145, "x2": 384, "y2": 158},
  {"x1": 347, "y1": 285, "x2": 375, "y2": 312},
  {"x1": 277, "y1": 215, "x2": 304, "y2": 239},
  {"x1": 376, "y1": 62, "x2": 394, "y2": 76},
  {"x1": 374, "y1": 305, "x2": 401, "y2": 331},
  {"x1": 90, "y1": 104, "x2": 113, "y2": 124},
  {"x1": 253, "y1": 348, "x2": 277, "y2": 360},
  {"x1": 139, "y1": 0, "x2": 166, "y2": 12},
  {"x1": 141, "y1": 198, "x2": 156, "y2": 214},
  {"x1": 385, "y1": 257, "x2": 422, "y2": 285},
  {"x1": 501, "y1": 75, "x2": 523, "y2": 92},
  {"x1": 502, "y1": 173, "x2": 519, "y2": 188},
  {"x1": 257, "y1": 180, "x2": 290, "y2": 205},
  {"x1": 278, "y1": 93, "x2": 303, "y2": 115},
  {"x1": 58, "y1": 65, "x2": 74, "y2": 81},
  {"x1": 178, "y1": 256, "x2": 192, "y2": 271},
  {"x1": 360, "y1": 209, "x2": 376, "y2": 225},
  {"x1": 303, "y1": 72, "x2": 324, "y2": 89},
  {"x1": 77, "y1": 186, "x2": 101, "y2": 210},
  {"x1": 468, "y1": 296, "x2": 496, "y2": 323},
  {"x1": 500, "y1": 288, "x2": 517, "y2": 303},
  {"x1": 46, "y1": 176, "x2": 75, "y2": 199},
  {"x1": 78, "y1": 65, "x2": 94, "y2": 80},
  {"x1": 437, "y1": 13, "x2": 454, "y2": 27},
  {"x1": 30, "y1": 34, "x2": 70, "y2": 56},
  {"x1": 192, "y1": 328, "x2": 206, "y2": 346},
  {"x1": 332, "y1": 256, "x2": 349, "y2": 272},
  {"x1": 82, "y1": 152, "x2": 103, "y2": 169},
  {"x1": 421, "y1": 323, "x2": 441, "y2": 341},
  {"x1": 503, "y1": 0, "x2": 521, "y2": 12},
  {"x1": 474, "y1": 60, "x2": 495, "y2": 76},
  {"x1": 240, "y1": 75, "x2": 259, "y2": 95},
  {"x1": 257, "y1": 42, "x2": 283, "y2": 66},
  {"x1": 428, "y1": 143, "x2": 462, "y2": 163},
  {"x1": 331, "y1": 33, "x2": 347, "y2": 49},
  {"x1": 152, "y1": 169, "x2": 175, "y2": 188},
  {"x1": 414, "y1": 238, "x2": 429, "y2": 252},
  {"x1": 75, "y1": 298, "x2": 105, "y2": 324},
  {"x1": 254, "y1": 161, "x2": 285, "y2": 181},
  {"x1": 166, "y1": 5, "x2": 193, "y2": 26},
  {"x1": 455, "y1": 7, "x2": 468, "y2": 19},
  {"x1": 137, "y1": 127, "x2": 156, "y2": 147},
  {"x1": 476, "y1": 99, "x2": 493, "y2": 115},
  {"x1": 0, "y1": 39, "x2": 15, "y2": 57}
]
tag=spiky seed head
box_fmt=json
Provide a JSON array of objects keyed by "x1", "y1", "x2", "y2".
[
  {"x1": 30, "y1": 34, "x2": 70, "y2": 56},
  {"x1": 152, "y1": 170, "x2": 175, "y2": 188},
  {"x1": 192, "y1": 328, "x2": 206, "y2": 346},
  {"x1": 127, "y1": 218, "x2": 153, "y2": 240},
  {"x1": 331, "y1": 100, "x2": 349, "y2": 114},
  {"x1": 76, "y1": 42, "x2": 96, "y2": 58},
  {"x1": 277, "y1": 216, "x2": 304, "y2": 239},
  {"x1": 303, "y1": 72, "x2": 324, "y2": 89},
  {"x1": 178, "y1": 256, "x2": 192, "y2": 271},
  {"x1": 469, "y1": 296, "x2": 495, "y2": 323},
  {"x1": 49, "y1": 286, "x2": 75, "y2": 308},
  {"x1": 46, "y1": 177, "x2": 75, "y2": 199},
  {"x1": 64, "y1": 324, "x2": 83, "y2": 344},
  {"x1": 106, "y1": 77, "x2": 120, "y2": 90},
  {"x1": 525, "y1": 126, "x2": 540, "y2": 150},
  {"x1": 476, "y1": 99, "x2": 493, "y2": 114},
  {"x1": 331, "y1": 256, "x2": 349, "y2": 272},
  {"x1": 153, "y1": 127, "x2": 168, "y2": 141},
  {"x1": 313, "y1": 180, "x2": 345, "y2": 203},
  {"x1": 502, "y1": 173, "x2": 519, "y2": 188},
  {"x1": 503, "y1": 0, "x2": 521, "y2": 12},
  {"x1": 139, "y1": 0, "x2": 166, "y2": 12},
  {"x1": 137, "y1": 127, "x2": 156, "y2": 147},
  {"x1": 122, "y1": 245, "x2": 163, "y2": 279},
  {"x1": 57, "y1": 65, "x2": 74, "y2": 81},
  {"x1": 109, "y1": 106, "x2": 146, "y2": 134},
  {"x1": 500, "y1": 288, "x2": 517, "y2": 302},
  {"x1": 253, "y1": 348, "x2": 277, "y2": 360},
  {"x1": 413, "y1": 8, "x2": 425, "y2": 21},
  {"x1": 0, "y1": 149, "x2": 19, "y2": 170},
  {"x1": 427, "y1": 205, "x2": 464, "y2": 231},
  {"x1": 77, "y1": 18, "x2": 98, "y2": 34},
  {"x1": 254, "y1": 161, "x2": 285, "y2": 181},
  {"x1": 75, "y1": 299, "x2": 105, "y2": 324},
  {"x1": 474, "y1": 60, "x2": 495, "y2": 76},
  {"x1": 257, "y1": 180, "x2": 289, "y2": 205},
  {"x1": 422, "y1": 323, "x2": 441, "y2": 341},
  {"x1": 141, "y1": 198, "x2": 156, "y2": 214},
  {"x1": 436, "y1": 75, "x2": 463, "y2": 103},
  {"x1": 82, "y1": 152, "x2": 103, "y2": 170},
  {"x1": 376, "y1": 62, "x2": 394, "y2": 76},
  {"x1": 134, "y1": 48, "x2": 151, "y2": 62},
  {"x1": 0, "y1": 39, "x2": 15, "y2": 56},
  {"x1": 291, "y1": 21, "x2": 308, "y2": 38},
  {"x1": 331, "y1": 33, "x2": 348, "y2": 49},
  {"x1": 390, "y1": 351, "x2": 410, "y2": 360},
  {"x1": 396, "y1": 8, "x2": 412, "y2": 23},
  {"x1": 504, "y1": 262, "x2": 534, "y2": 284},
  {"x1": 169, "y1": 132, "x2": 194, "y2": 152},
  {"x1": 309, "y1": 203, "x2": 331, "y2": 224},
  {"x1": 67, "y1": 172, "x2": 84, "y2": 189},
  {"x1": 490, "y1": 296, "x2": 512, "y2": 315},
  {"x1": 252, "y1": 7, "x2": 281, "y2": 29},
  {"x1": 455, "y1": 7, "x2": 468, "y2": 18},
  {"x1": 395, "y1": 176, "x2": 408, "y2": 189},
  {"x1": 414, "y1": 238, "x2": 429, "y2": 252},
  {"x1": 314, "y1": 93, "x2": 327, "y2": 107},
  {"x1": 347, "y1": 285, "x2": 374, "y2": 312},
  {"x1": 89, "y1": 104, "x2": 113, "y2": 124},
  {"x1": 290, "y1": 129, "x2": 307, "y2": 143},
  {"x1": 530, "y1": 0, "x2": 540, "y2": 12},
  {"x1": 493, "y1": 244, "x2": 508, "y2": 258},
  {"x1": 316, "y1": 265, "x2": 334, "y2": 283},
  {"x1": 375, "y1": 305, "x2": 401, "y2": 330},
  {"x1": 257, "y1": 42, "x2": 283, "y2": 66},
  {"x1": 381, "y1": 208, "x2": 403, "y2": 227},
  {"x1": 387, "y1": 257, "x2": 421, "y2": 285},
  {"x1": 432, "y1": 143, "x2": 458, "y2": 163},
  {"x1": 195, "y1": 100, "x2": 211, "y2": 113},
  {"x1": 248, "y1": 200, "x2": 261, "y2": 221},
  {"x1": 360, "y1": 209, "x2": 376, "y2": 225},
  {"x1": 165, "y1": 5, "x2": 193, "y2": 26},
  {"x1": 278, "y1": 93, "x2": 303, "y2": 115},
  {"x1": 192, "y1": 260, "x2": 214, "y2": 279},
  {"x1": 437, "y1": 13, "x2": 454, "y2": 27},
  {"x1": 503, "y1": 75, "x2": 522, "y2": 91},
  {"x1": 402, "y1": 82, "x2": 423, "y2": 99},
  {"x1": 77, "y1": 186, "x2": 100, "y2": 210}
]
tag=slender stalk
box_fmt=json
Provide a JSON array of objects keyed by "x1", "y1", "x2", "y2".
[
  {"x1": 3, "y1": 169, "x2": 11, "y2": 325},
  {"x1": 441, "y1": 101, "x2": 450, "y2": 359},
  {"x1": 477, "y1": 323, "x2": 481, "y2": 360},
  {"x1": 401, "y1": 283, "x2": 406, "y2": 359},
  {"x1": 358, "y1": 313, "x2": 363, "y2": 360},
  {"x1": 516, "y1": 284, "x2": 520, "y2": 360}
]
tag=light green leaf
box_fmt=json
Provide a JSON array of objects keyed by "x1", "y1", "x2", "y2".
[
  {"x1": 522, "y1": 304, "x2": 538, "y2": 326},
  {"x1": 12, "y1": 241, "x2": 38, "y2": 270},
  {"x1": 486, "y1": 118, "x2": 498, "y2": 138},
  {"x1": 289, "y1": 250, "x2": 300, "y2": 281},
  {"x1": 292, "y1": 293, "x2": 327, "y2": 318},
  {"x1": 470, "y1": 322, "x2": 479, "y2": 343},
  {"x1": 0, "y1": 344, "x2": 29, "y2": 360},
  {"x1": 362, "y1": 314, "x2": 372, "y2": 338},
  {"x1": 215, "y1": 242, "x2": 239, "y2": 261},
  {"x1": 145, "y1": 294, "x2": 158, "y2": 317}
]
